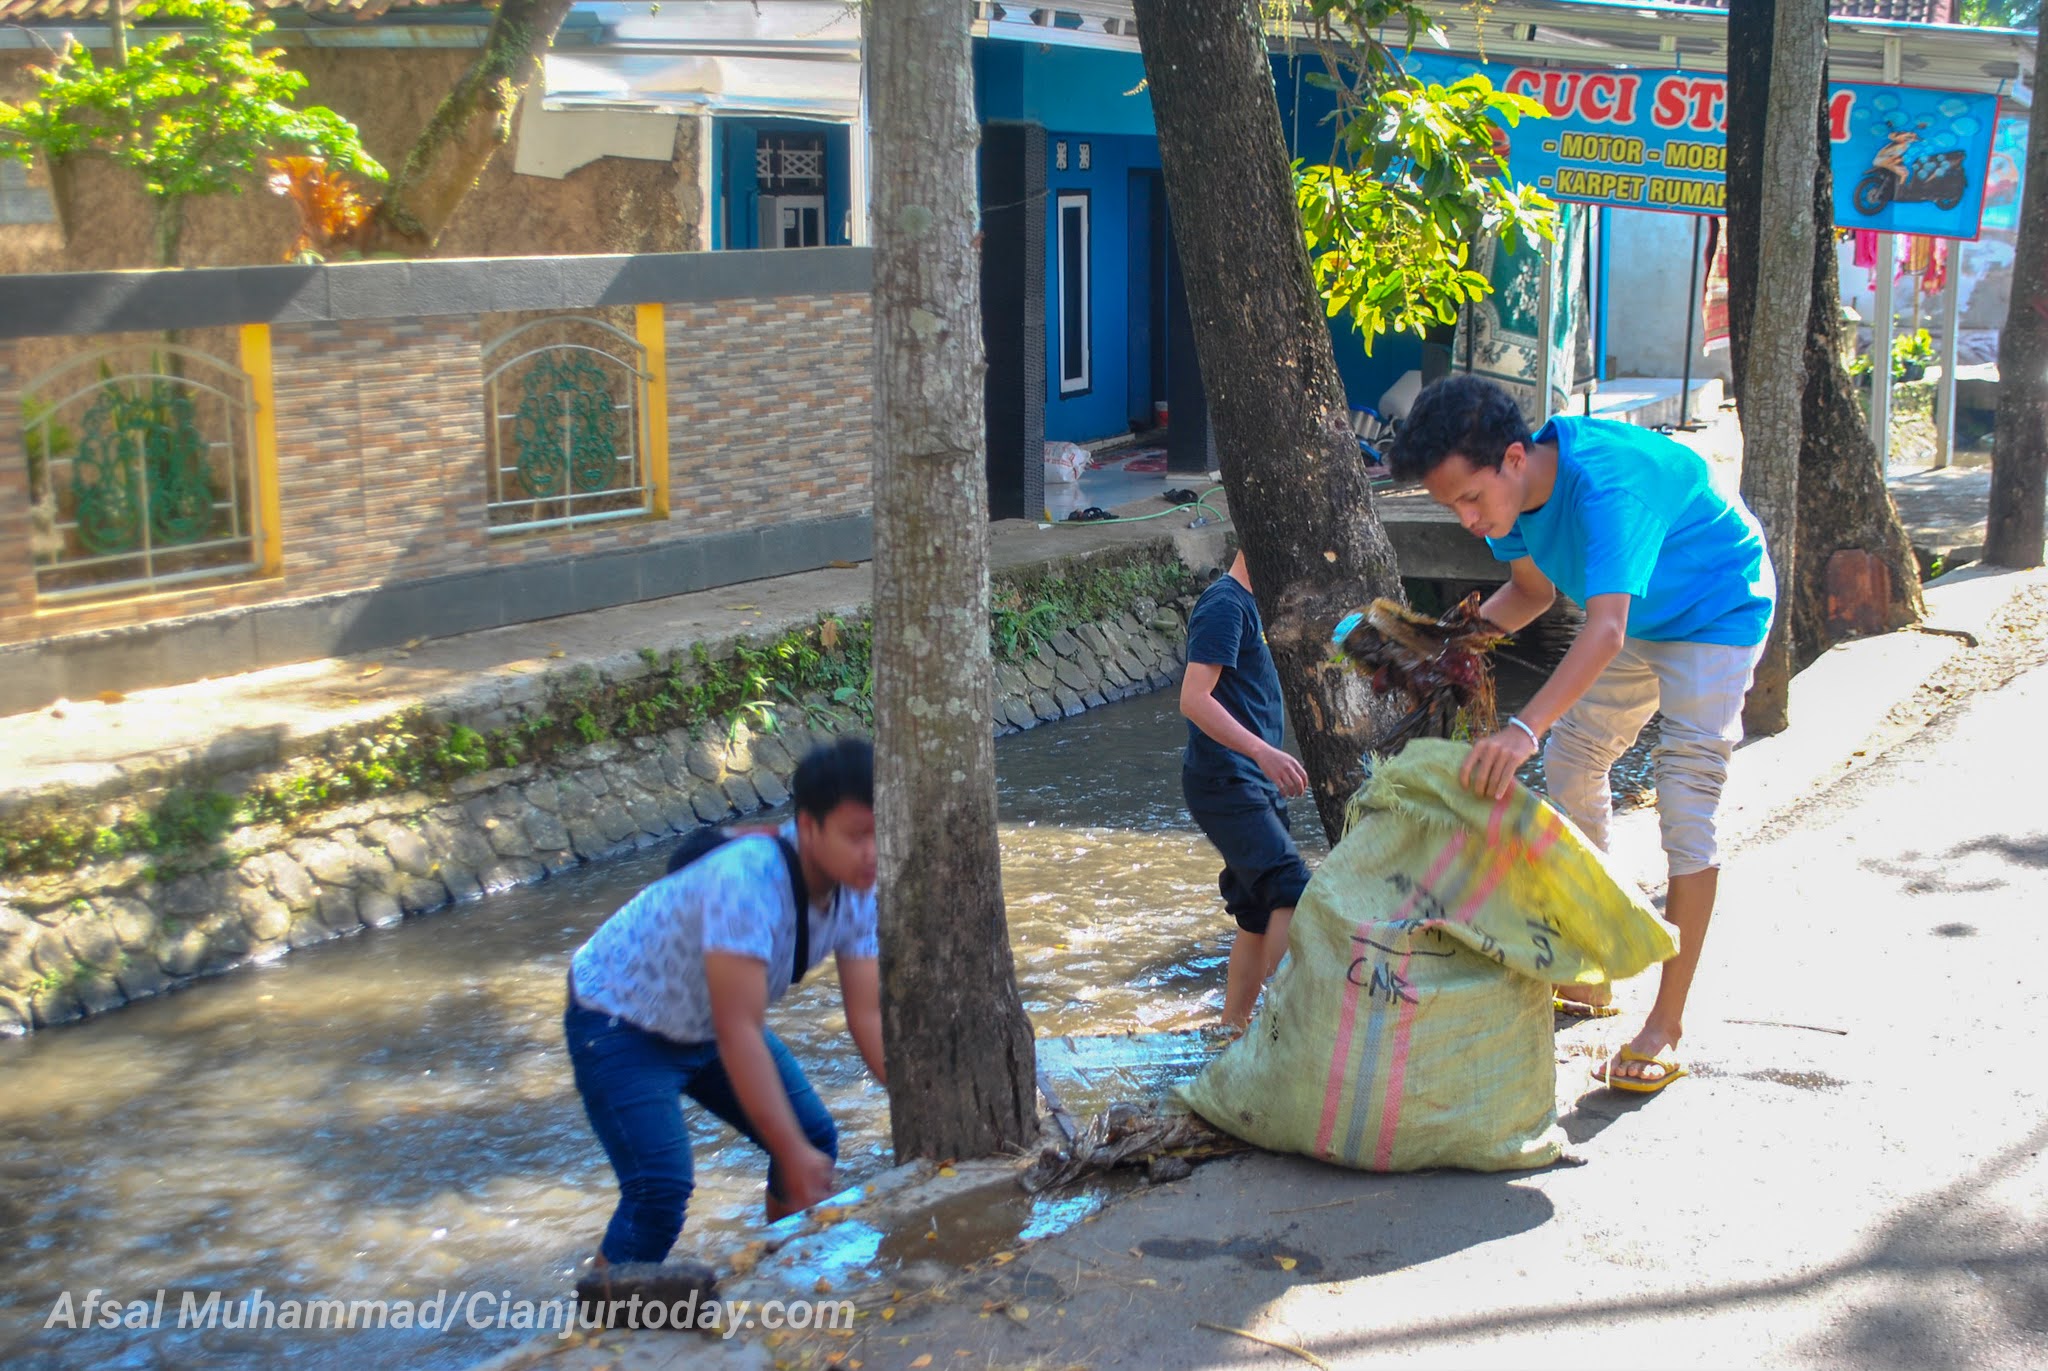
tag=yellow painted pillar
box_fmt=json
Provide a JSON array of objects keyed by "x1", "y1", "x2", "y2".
[
  {"x1": 635, "y1": 303, "x2": 671, "y2": 519},
  {"x1": 238, "y1": 323, "x2": 284, "y2": 576}
]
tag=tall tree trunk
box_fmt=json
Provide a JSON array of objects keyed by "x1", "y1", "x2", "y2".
[
  {"x1": 868, "y1": 0, "x2": 1037, "y2": 1161},
  {"x1": 357, "y1": 0, "x2": 573, "y2": 255},
  {"x1": 1727, "y1": 4, "x2": 1923, "y2": 668},
  {"x1": 1725, "y1": 0, "x2": 1822, "y2": 734},
  {"x1": 1133, "y1": 0, "x2": 1402, "y2": 842},
  {"x1": 1985, "y1": 35, "x2": 2048, "y2": 569}
]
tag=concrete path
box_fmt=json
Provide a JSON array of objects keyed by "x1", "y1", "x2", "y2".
[{"x1": 0, "y1": 505, "x2": 1231, "y2": 806}]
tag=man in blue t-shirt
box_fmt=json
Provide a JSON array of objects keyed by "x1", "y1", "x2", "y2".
[
  {"x1": 1180, "y1": 550, "x2": 1312, "y2": 1032},
  {"x1": 564, "y1": 737, "x2": 885, "y2": 1265},
  {"x1": 1391, "y1": 376, "x2": 1776, "y2": 1096}
]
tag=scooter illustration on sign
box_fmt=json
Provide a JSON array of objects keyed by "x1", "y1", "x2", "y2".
[{"x1": 1852, "y1": 120, "x2": 1969, "y2": 215}]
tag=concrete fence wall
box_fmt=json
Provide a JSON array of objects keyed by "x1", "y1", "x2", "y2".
[{"x1": 0, "y1": 249, "x2": 875, "y2": 714}]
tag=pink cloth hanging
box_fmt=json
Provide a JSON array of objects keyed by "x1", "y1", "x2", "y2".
[{"x1": 1852, "y1": 230, "x2": 1880, "y2": 270}]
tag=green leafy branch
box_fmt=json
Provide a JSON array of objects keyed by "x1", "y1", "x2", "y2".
[{"x1": 1289, "y1": 0, "x2": 1558, "y2": 350}]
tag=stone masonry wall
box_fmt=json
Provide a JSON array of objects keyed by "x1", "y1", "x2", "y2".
[{"x1": 0, "y1": 596, "x2": 1193, "y2": 1035}]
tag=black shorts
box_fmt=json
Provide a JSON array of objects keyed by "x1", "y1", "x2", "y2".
[{"x1": 1182, "y1": 771, "x2": 1311, "y2": 935}]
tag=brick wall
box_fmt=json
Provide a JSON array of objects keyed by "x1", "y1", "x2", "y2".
[
  {"x1": 0, "y1": 290, "x2": 875, "y2": 652},
  {"x1": 665, "y1": 293, "x2": 875, "y2": 532}
]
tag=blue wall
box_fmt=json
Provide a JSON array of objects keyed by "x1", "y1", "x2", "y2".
[
  {"x1": 711, "y1": 118, "x2": 852, "y2": 250},
  {"x1": 1040, "y1": 131, "x2": 1161, "y2": 442},
  {"x1": 1271, "y1": 55, "x2": 1425, "y2": 413},
  {"x1": 976, "y1": 42, "x2": 1154, "y2": 134}
]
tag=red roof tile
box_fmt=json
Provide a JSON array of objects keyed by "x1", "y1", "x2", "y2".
[{"x1": 0, "y1": 0, "x2": 472, "y2": 20}]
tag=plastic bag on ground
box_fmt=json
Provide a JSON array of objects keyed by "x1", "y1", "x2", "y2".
[
  {"x1": 1042, "y1": 441, "x2": 1091, "y2": 485},
  {"x1": 1176, "y1": 738, "x2": 1675, "y2": 1172}
]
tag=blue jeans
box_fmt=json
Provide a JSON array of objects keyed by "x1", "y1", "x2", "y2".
[{"x1": 565, "y1": 994, "x2": 838, "y2": 1264}]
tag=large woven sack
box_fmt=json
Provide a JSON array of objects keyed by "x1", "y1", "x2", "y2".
[{"x1": 1176, "y1": 739, "x2": 1676, "y2": 1172}]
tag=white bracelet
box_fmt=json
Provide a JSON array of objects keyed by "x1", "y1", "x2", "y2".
[{"x1": 1506, "y1": 715, "x2": 1541, "y2": 747}]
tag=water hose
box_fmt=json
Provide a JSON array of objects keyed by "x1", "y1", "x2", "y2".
[{"x1": 1050, "y1": 485, "x2": 1230, "y2": 528}]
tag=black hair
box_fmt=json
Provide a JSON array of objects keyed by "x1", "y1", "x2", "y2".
[
  {"x1": 1388, "y1": 375, "x2": 1533, "y2": 482},
  {"x1": 792, "y1": 735, "x2": 874, "y2": 820}
]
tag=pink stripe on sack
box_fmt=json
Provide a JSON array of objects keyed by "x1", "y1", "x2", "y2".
[
  {"x1": 1371, "y1": 986, "x2": 1422, "y2": 1169},
  {"x1": 1313, "y1": 831, "x2": 1468, "y2": 1157}
]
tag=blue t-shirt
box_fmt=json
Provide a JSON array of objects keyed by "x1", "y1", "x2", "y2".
[
  {"x1": 1486, "y1": 417, "x2": 1775, "y2": 646},
  {"x1": 1182, "y1": 574, "x2": 1286, "y2": 788}
]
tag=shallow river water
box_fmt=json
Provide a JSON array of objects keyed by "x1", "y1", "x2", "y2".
[{"x1": 0, "y1": 632, "x2": 1649, "y2": 1371}]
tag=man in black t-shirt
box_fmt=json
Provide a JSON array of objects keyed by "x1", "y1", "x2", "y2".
[{"x1": 1179, "y1": 551, "x2": 1312, "y2": 1032}]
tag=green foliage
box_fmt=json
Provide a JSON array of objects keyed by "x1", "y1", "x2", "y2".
[
  {"x1": 1291, "y1": 0, "x2": 1558, "y2": 350},
  {"x1": 1849, "y1": 327, "x2": 1937, "y2": 383},
  {"x1": 990, "y1": 553, "x2": 1194, "y2": 660},
  {"x1": 1954, "y1": 0, "x2": 2037, "y2": 28},
  {"x1": 0, "y1": 0, "x2": 385, "y2": 263}
]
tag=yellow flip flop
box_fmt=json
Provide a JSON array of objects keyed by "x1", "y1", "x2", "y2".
[
  {"x1": 1596, "y1": 1045, "x2": 1686, "y2": 1093},
  {"x1": 1553, "y1": 996, "x2": 1621, "y2": 1019}
]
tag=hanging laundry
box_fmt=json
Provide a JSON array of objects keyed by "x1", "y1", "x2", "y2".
[
  {"x1": 1853, "y1": 230, "x2": 1880, "y2": 270},
  {"x1": 1920, "y1": 239, "x2": 1950, "y2": 299}
]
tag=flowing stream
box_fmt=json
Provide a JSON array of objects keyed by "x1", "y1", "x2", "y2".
[{"x1": 0, "y1": 625, "x2": 1649, "y2": 1371}]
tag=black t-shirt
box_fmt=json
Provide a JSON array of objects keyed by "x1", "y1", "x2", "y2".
[{"x1": 1182, "y1": 575, "x2": 1286, "y2": 789}]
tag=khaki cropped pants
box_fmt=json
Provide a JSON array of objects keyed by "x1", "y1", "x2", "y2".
[{"x1": 1543, "y1": 637, "x2": 1768, "y2": 878}]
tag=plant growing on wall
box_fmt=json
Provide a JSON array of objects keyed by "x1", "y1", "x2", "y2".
[
  {"x1": 0, "y1": 0, "x2": 384, "y2": 265},
  {"x1": 1288, "y1": 0, "x2": 1558, "y2": 349}
]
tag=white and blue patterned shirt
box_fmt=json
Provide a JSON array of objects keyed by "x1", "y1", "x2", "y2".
[{"x1": 569, "y1": 822, "x2": 879, "y2": 1044}]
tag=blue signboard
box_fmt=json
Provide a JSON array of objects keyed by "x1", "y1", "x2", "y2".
[{"x1": 1400, "y1": 51, "x2": 1999, "y2": 239}]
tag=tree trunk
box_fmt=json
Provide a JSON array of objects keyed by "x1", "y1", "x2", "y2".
[
  {"x1": 868, "y1": 0, "x2": 1038, "y2": 1161},
  {"x1": 1985, "y1": 38, "x2": 2048, "y2": 569},
  {"x1": 1725, "y1": 0, "x2": 1822, "y2": 734},
  {"x1": 1133, "y1": 0, "x2": 1403, "y2": 842},
  {"x1": 356, "y1": 0, "x2": 573, "y2": 255},
  {"x1": 1726, "y1": 4, "x2": 1923, "y2": 668},
  {"x1": 153, "y1": 194, "x2": 184, "y2": 268}
]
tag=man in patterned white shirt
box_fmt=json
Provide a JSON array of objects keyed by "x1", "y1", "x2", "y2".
[{"x1": 565, "y1": 737, "x2": 884, "y2": 1264}]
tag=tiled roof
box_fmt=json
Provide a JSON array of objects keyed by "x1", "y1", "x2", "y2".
[
  {"x1": 0, "y1": 0, "x2": 471, "y2": 20},
  {"x1": 1658, "y1": 0, "x2": 1956, "y2": 21}
]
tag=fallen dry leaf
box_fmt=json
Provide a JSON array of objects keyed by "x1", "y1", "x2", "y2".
[
  {"x1": 548, "y1": 649, "x2": 567, "y2": 659},
  {"x1": 359, "y1": 663, "x2": 383, "y2": 678},
  {"x1": 910, "y1": 1357, "x2": 933, "y2": 1369},
  {"x1": 724, "y1": 603, "x2": 758, "y2": 611},
  {"x1": 990, "y1": 1251, "x2": 1016, "y2": 1265},
  {"x1": 96, "y1": 690, "x2": 126, "y2": 704},
  {"x1": 820, "y1": 619, "x2": 843, "y2": 651},
  {"x1": 830, "y1": 559, "x2": 859, "y2": 569},
  {"x1": 938, "y1": 1165, "x2": 958, "y2": 1178},
  {"x1": 814, "y1": 1277, "x2": 834, "y2": 1295},
  {"x1": 1006, "y1": 1305, "x2": 1030, "y2": 1324},
  {"x1": 1275, "y1": 1255, "x2": 1298, "y2": 1271},
  {"x1": 403, "y1": 637, "x2": 426, "y2": 650}
]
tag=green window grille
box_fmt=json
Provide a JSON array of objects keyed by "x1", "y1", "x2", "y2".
[
  {"x1": 482, "y1": 317, "x2": 654, "y2": 534},
  {"x1": 22, "y1": 345, "x2": 262, "y2": 603}
]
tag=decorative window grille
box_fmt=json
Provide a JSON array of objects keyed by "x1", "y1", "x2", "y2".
[
  {"x1": 22, "y1": 344, "x2": 262, "y2": 602},
  {"x1": 482, "y1": 317, "x2": 654, "y2": 534},
  {"x1": 755, "y1": 135, "x2": 826, "y2": 191}
]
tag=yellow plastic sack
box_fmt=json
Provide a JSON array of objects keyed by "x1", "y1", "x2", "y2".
[{"x1": 1176, "y1": 738, "x2": 1676, "y2": 1172}]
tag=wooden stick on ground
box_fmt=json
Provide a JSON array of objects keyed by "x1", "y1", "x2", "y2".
[{"x1": 1196, "y1": 1321, "x2": 1332, "y2": 1369}]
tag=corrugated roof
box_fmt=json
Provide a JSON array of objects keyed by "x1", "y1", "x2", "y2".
[
  {"x1": 0, "y1": 0, "x2": 472, "y2": 21},
  {"x1": 1658, "y1": 0, "x2": 1956, "y2": 22}
]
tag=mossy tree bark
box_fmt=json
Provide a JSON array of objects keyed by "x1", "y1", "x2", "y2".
[
  {"x1": 1985, "y1": 31, "x2": 2048, "y2": 569},
  {"x1": 1727, "y1": 0, "x2": 1923, "y2": 670},
  {"x1": 1724, "y1": 0, "x2": 1821, "y2": 734},
  {"x1": 868, "y1": 0, "x2": 1038, "y2": 1160},
  {"x1": 1132, "y1": 0, "x2": 1403, "y2": 843},
  {"x1": 358, "y1": 0, "x2": 572, "y2": 255}
]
